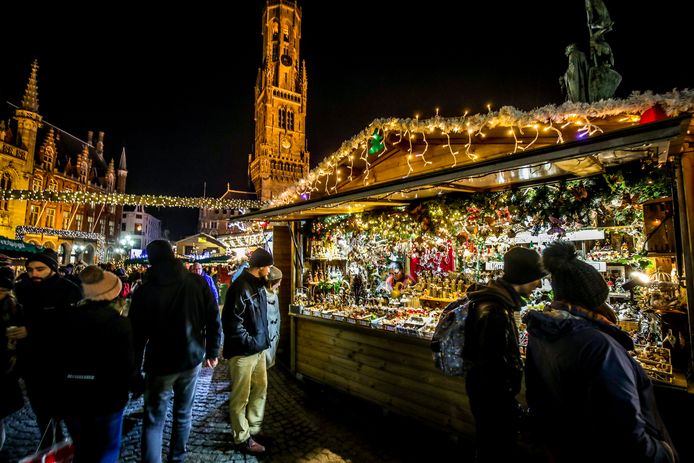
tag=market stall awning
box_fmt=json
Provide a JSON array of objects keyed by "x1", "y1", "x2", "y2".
[
  {"x1": 0, "y1": 236, "x2": 44, "y2": 257},
  {"x1": 236, "y1": 115, "x2": 691, "y2": 221}
]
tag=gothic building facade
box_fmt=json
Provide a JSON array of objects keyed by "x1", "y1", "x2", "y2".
[
  {"x1": 249, "y1": 0, "x2": 310, "y2": 201},
  {"x1": 0, "y1": 60, "x2": 127, "y2": 263}
]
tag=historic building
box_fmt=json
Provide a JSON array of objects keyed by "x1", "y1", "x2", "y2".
[
  {"x1": 120, "y1": 205, "x2": 162, "y2": 256},
  {"x1": 0, "y1": 60, "x2": 127, "y2": 264},
  {"x1": 249, "y1": 0, "x2": 310, "y2": 201}
]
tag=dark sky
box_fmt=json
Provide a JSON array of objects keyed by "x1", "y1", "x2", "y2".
[{"x1": 1, "y1": 1, "x2": 692, "y2": 239}]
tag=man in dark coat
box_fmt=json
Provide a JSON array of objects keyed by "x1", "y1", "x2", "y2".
[
  {"x1": 14, "y1": 248, "x2": 82, "y2": 448},
  {"x1": 59, "y1": 266, "x2": 134, "y2": 463},
  {"x1": 222, "y1": 247, "x2": 273, "y2": 455},
  {"x1": 463, "y1": 246, "x2": 546, "y2": 462},
  {"x1": 524, "y1": 241, "x2": 677, "y2": 462},
  {"x1": 129, "y1": 240, "x2": 222, "y2": 463}
]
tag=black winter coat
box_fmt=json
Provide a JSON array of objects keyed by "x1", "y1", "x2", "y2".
[
  {"x1": 462, "y1": 279, "x2": 524, "y2": 406},
  {"x1": 524, "y1": 302, "x2": 678, "y2": 462},
  {"x1": 129, "y1": 260, "x2": 222, "y2": 376},
  {"x1": 222, "y1": 270, "x2": 270, "y2": 358},
  {"x1": 58, "y1": 299, "x2": 135, "y2": 416},
  {"x1": 15, "y1": 274, "x2": 83, "y2": 370}
]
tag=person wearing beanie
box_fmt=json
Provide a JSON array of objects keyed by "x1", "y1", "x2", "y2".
[
  {"x1": 264, "y1": 266, "x2": 283, "y2": 369},
  {"x1": 129, "y1": 239, "x2": 222, "y2": 463},
  {"x1": 14, "y1": 249, "x2": 82, "y2": 449},
  {"x1": 0, "y1": 267, "x2": 24, "y2": 450},
  {"x1": 222, "y1": 247, "x2": 274, "y2": 454},
  {"x1": 524, "y1": 241, "x2": 677, "y2": 462},
  {"x1": 462, "y1": 246, "x2": 546, "y2": 462},
  {"x1": 57, "y1": 266, "x2": 134, "y2": 463}
]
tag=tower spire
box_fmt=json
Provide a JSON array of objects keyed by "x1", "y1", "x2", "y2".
[
  {"x1": 118, "y1": 147, "x2": 127, "y2": 170},
  {"x1": 21, "y1": 59, "x2": 40, "y2": 112}
]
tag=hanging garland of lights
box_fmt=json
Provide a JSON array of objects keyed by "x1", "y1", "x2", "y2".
[
  {"x1": 16, "y1": 226, "x2": 106, "y2": 260},
  {"x1": 1, "y1": 190, "x2": 267, "y2": 210},
  {"x1": 220, "y1": 232, "x2": 267, "y2": 249},
  {"x1": 272, "y1": 90, "x2": 694, "y2": 207},
  {"x1": 310, "y1": 164, "x2": 669, "y2": 245}
]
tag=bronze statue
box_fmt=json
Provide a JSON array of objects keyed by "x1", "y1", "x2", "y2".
[
  {"x1": 560, "y1": 44, "x2": 589, "y2": 103},
  {"x1": 561, "y1": 0, "x2": 621, "y2": 102}
]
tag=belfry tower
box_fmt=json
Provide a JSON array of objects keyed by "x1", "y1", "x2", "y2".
[{"x1": 249, "y1": 0, "x2": 309, "y2": 201}]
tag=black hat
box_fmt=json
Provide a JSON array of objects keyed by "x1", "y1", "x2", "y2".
[
  {"x1": 26, "y1": 249, "x2": 59, "y2": 272},
  {"x1": 146, "y1": 240, "x2": 175, "y2": 265},
  {"x1": 0, "y1": 266, "x2": 15, "y2": 289},
  {"x1": 542, "y1": 241, "x2": 608, "y2": 310},
  {"x1": 248, "y1": 248, "x2": 274, "y2": 268},
  {"x1": 502, "y1": 247, "x2": 547, "y2": 285}
]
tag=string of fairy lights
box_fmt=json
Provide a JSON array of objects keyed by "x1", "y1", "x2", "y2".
[
  {"x1": 270, "y1": 90, "x2": 694, "y2": 207},
  {"x1": 1, "y1": 189, "x2": 266, "y2": 210}
]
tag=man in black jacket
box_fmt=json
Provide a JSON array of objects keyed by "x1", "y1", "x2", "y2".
[
  {"x1": 222, "y1": 247, "x2": 273, "y2": 455},
  {"x1": 463, "y1": 246, "x2": 545, "y2": 462},
  {"x1": 129, "y1": 240, "x2": 222, "y2": 463},
  {"x1": 15, "y1": 248, "x2": 82, "y2": 448}
]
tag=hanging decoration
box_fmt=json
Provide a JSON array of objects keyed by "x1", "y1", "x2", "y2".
[
  {"x1": 1, "y1": 189, "x2": 266, "y2": 210},
  {"x1": 271, "y1": 89, "x2": 694, "y2": 207}
]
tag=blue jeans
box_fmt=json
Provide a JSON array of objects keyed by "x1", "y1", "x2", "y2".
[
  {"x1": 142, "y1": 364, "x2": 201, "y2": 463},
  {"x1": 65, "y1": 409, "x2": 124, "y2": 463}
]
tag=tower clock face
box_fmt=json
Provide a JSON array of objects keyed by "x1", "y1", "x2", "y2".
[
  {"x1": 281, "y1": 136, "x2": 292, "y2": 150},
  {"x1": 281, "y1": 54, "x2": 293, "y2": 66}
]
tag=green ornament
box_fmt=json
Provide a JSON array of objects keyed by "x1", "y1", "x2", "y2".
[{"x1": 368, "y1": 129, "x2": 385, "y2": 156}]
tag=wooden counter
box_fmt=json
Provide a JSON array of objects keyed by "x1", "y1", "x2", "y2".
[{"x1": 289, "y1": 313, "x2": 474, "y2": 436}]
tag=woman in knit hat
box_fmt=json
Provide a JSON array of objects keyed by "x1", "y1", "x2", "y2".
[
  {"x1": 264, "y1": 266, "x2": 282, "y2": 368},
  {"x1": 58, "y1": 266, "x2": 135, "y2": 463},
  {"x1": 523, "y1": 241, "x2": 677, "y2": 462}
]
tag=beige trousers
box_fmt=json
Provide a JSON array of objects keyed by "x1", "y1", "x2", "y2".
[{"x1": 228, "y1": 352, "x2": 268, "y2": 444}]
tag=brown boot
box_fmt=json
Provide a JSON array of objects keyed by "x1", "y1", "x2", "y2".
[{"x1": 238, "y1": 437, "x2": 266, "y2": 454}]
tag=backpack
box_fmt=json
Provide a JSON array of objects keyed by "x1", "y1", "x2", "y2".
[{"x1": 430, "y1": 297, "x2": 473, "y2": 376}]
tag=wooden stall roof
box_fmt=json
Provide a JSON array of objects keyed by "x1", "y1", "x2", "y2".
[{"x1": 237, "y1": 113, "x2": 692, "y2": 221}]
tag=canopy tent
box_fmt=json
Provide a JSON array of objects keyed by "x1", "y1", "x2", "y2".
[{"x1": 0, "y1": 236, "x2": 44, "y2": 258}]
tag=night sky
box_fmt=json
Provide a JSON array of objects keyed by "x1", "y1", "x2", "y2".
[{"x1": 1, "y1": 1, "x2": 692, "y2": 239}]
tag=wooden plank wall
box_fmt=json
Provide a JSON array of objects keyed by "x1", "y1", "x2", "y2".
[
  {"x1": 272, "y1": 225, "x2": 293, "y2": 367},
  {"x1": 294, "y1": 315, "x2": 474, "y2": 436}
]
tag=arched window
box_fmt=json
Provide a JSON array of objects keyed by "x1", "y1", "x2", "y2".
[
  {"x1": 0, "y1": 172, "x2": 12, "y2": 211},
  {"x1": 47, "y1": 179, "x2": 58, "y2": 191},
  {"x1": 272, "y1": 21, "x2": 279, "y2": 41},
  {"x1": 31, "y1": 176, "x2": 42, "y2": 192},
  {"x1": 279, "y1": 108, "x2": 287, "y2": 129},
  {"x1": 288, "y1": 110, "x2": 295, "y2": 131},
  {"x1": 283, "y1": 25, "x2": 289, "y2": 42}
]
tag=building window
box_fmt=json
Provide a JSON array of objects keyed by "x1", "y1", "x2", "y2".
[
  {"x1": 122, "y1": 213, "x2": 127, "y2": 218},
  {"x1": 279, "y1": 108, "x2": 286, "y2": 129},
  {"x1": 100, "y1": 218, "x2": 106, "y2": 234},
  {"x1": 29, "y1": 205, "x2": 40, "y2": 225},
  {"x1": 0, "y1": 172, "x2": 11, "y2": 211},
  {"x1": 110, "y1": 205, "x2": 116, "y2": 213},
  {"x1": 288, "y1": 110, "x2": 295, "y2": 131},
  {"x1": 75, "y1": 214, "x2": 83, "y2": 231},
  {"x1": 272, "y1": 43, "x2": 278, "y2": 61},
  {"x1": 45, "y1": 208, "x2": 55, "y2": 228},
  {"x1": 136, "y1": 214, "x2": 142, "y2": 219},
  {"x1": 62, "y1": 211, "x2": 70, "y2": 229},
  {"x1": 121, "y1": 223, "x2": 126, "y2": 231},
  {"x1": 283, "y1": 26, "x2": 289, "y2": 42},
  {"x1": 31, "y1": 177, "x2": 42, "y2": 192},
  {"x1": 272, "y1": 21, "x2": 279, "y2": 40},
  {"x1": 108, "y1": 220, "x2": 114, "y2": 237},
  {"x1": 87, "y1": 215, "x2": 94, "y2": 232},
  {"x1": 47, "y1": 179, "x2": 58, "y2": 191}
]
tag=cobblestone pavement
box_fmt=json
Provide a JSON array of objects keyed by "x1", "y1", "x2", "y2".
[{"x1": 1, "y1": 361, "x2": 472, "y2": 462}]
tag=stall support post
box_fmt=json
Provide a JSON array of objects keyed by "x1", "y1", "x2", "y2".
[{"x1": 673, "y1": 151, "x2": 694, "y2": 385}]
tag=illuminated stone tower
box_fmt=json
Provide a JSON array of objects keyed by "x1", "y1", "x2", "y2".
[
  {"x1": 14, "y1": 59, "x2": 43, "y2": 172},
  {"x1": 249, "y1": 0, "x2": 309, "y2": 201}
]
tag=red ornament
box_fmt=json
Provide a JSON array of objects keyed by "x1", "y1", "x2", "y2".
[{"x1": 639, "y1": 104, "x2": 668, "y2": 124}]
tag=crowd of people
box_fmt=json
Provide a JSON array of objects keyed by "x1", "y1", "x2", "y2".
[
  {"x1": 0, "y1": 238, "x2": 681, "y2": 462},
  {"x1": 0, "y1": 243, "x2": 282, "y2": 462}
]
